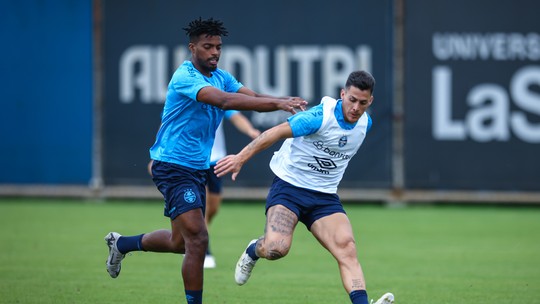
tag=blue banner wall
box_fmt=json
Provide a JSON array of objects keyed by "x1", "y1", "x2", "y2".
[
  {"x1": 101, "y1": 0, "x2": 394, "y2": 188},
  {"x1": 1, "y1": 0, "x2": 538, "y2": 194},
  {"x1": 0, "y1": 0, "x2": 93, "y2": 184},
  {"x1": 404, "y1": 0, "x2": 540, "y2": 191}
]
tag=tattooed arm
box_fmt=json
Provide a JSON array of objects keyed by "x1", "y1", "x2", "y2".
[{"x1": 214, "y1": 122, "x2": 293, "y2": 180}]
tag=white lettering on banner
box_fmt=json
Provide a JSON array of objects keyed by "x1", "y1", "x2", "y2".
[
  {"x1": 120, "y1": 45, "x2": 170, "y2": 103},
  {"x1": 288, "y1": 46, "x2": 321, "y2": 99},
  {"x1": 224, "y1": 45, "x2": 371, "y2": 127},
  {"x1": 118, "y1": 45, "x2": 372, "y2": 115},
  {"x1": 510, "y1": 66, "x2": 540, "y2": 142},
  {"x1": 432, "y1": 65, "x2": 540, "y2": 143},
  {"x1": 120, "y1": 46, "x2": 152, "y2": 103},
  {"x1": 432, "y1": 66, "x2": 465, "y2": 140},
  {"x1": 433, "y1": 32, "x2": 540, "y2": 61},
  {"x1": 432, "y1": 32, "x2": 540, "y2": 143}
]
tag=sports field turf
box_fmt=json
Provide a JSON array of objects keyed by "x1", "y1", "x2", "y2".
[{"x1": 0, "y1": 198, "x2": 539, "y2": 303}]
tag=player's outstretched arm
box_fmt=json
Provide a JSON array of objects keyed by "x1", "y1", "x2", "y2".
[
  {"x1": 214, "y1": 122, "x2": 292, "y2": 180},
  {"x1": 229, "y1": 113, "x2": 261, "y2": 139},
  {"x1": 197, "y1": 86, "x2": 307, "y2": 114},
  {"x1": 237, "y1": 87, "x2": 291, "y2": 100}
]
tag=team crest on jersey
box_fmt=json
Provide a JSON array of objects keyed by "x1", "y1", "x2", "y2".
[
  {"x1": 338, "y1": 135, "x2": 348, "y2": 147},
  {"x1": 187, "y1": 66, "x2": 197, "y2": 77},
  {"x1": 183, "y1": 189, "x2": 196, "y2": 204}
]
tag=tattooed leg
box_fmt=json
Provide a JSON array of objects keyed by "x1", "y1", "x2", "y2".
[{"x1": 257, "y1": 205, "x2": 298, "y2": 260}]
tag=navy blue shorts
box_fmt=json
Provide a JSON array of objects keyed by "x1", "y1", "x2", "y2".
[
  {"x1": 151, "y1": 160, "x2": 207, "y2": 220},
  {"x1": 265, "y1": 176, "x2": 345, "y2": 230},
  {"x1": 207, "y1": 165, "x2": 222, "y2": 194}
]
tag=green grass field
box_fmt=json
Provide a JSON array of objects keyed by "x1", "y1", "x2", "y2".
[{"x1": 0, "y1": 198, "x2": 539, "y2": 303}]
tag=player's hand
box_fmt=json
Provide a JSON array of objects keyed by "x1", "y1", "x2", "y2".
[
  {"x1": 215, "y1": 154, "x2": 243, "y2": 181},
  {"x1": 281, "y1": 97, "x2": 307, "y2": 114}
]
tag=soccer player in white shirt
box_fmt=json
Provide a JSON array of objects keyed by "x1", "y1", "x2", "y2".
[{"x1": 215, "y1": 71, "x2": 394, "y2": 304}]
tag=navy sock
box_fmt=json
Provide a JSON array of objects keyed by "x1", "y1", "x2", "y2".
[
  {"x1": 185, "y1": 289, "x2": 202, "y2": 304},
  {"x1": 246, "y1": 241, "x2": 259, "y2": 260},
  {"x1": 350, "y1": 290, "x2": 368, "y2": 304},
  {"x1": 116, "y1": 234, "x2": 144, "y2": 254}
]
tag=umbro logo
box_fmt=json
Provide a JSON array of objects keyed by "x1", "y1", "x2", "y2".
[{"x1": 314, "y1": 156, "x2": 337, "y2": 169}]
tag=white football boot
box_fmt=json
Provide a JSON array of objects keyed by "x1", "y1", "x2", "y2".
[
  {"x1": 104, "y1": 232, "x2": 126, "y2": 278},
  {"x1": 371, "y1": 292, "x2": 395, "y2": 304},
  {"x1": 234, "y1": 239, "x2": 258, "y2": 285}
]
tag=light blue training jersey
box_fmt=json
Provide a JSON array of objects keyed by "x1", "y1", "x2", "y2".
[
  {"x1": 149, "y1": 60, "x2": 243, "y2": 170},
  {"x1": 288, "y1": 99, "x2": 372, "y2": 137},
  {"x1": 209, "y1": 110, "x2": 240, "y2": 165}
]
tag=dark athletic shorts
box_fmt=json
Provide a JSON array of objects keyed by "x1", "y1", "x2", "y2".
[
  {"x1": 207, "y1": 165, "x2": 222, "y2": 194},
  {"x1": 265, "y1": 176, "x2": 345, "y2": 230},
  {"x1": 151, "y1": 160, "x2": 207, "y2": 220}
]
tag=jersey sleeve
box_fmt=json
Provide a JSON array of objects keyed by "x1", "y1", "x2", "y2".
[
  {"x1": 170, "y1": 67, "x2": 211, "y2": 101},
  {"x1": 287, "y1": 103, "x2": 324, "y2": 137},
  {"x1": 224, "y1": 109, "x2": 240, "y2": 119},
  {"x1": 221, "y1": 69, "x2": 243, "y2": 93}
]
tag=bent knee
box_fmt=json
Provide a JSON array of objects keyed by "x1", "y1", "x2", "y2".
[
  {"x1": 260, "y1": 238, "x2": 291, "y2": 260},
  {"x1": 266, "y1": 249, "x2": 287, "y2": 260},
  {"x1": 334, "y1": 238, "x2": 358, "y2": 256},
  {"x1": 336, "y1": 236, "x2": 356, "y2": 249},
  {"x1": 171, "y1": 233, "x2": 208, "y2": 254},
  {"x1": 264, "y1": 243, "x2": 290, "y2": 260}
]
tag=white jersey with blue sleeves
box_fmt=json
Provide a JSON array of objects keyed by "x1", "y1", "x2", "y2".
[
  {"x1": 149, "y1": 61, "x2": 243, "y2": 170},
  {"x1": 270, "y1": 96, "x2": 371, "y2": 193}
]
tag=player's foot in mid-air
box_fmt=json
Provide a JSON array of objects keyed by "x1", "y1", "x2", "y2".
[
  {"x1": 104, "y1": 232, "x2": 125, "y2": 278},
  {"x1": 235, "y1": 239, "x2": 258, "y2": 285},
  {"x1": 371, "y1": 292, "x2": 394, "y2": 304},
  {"x1": 204, "y1": 254, "x2": 216, "y2": 269}
]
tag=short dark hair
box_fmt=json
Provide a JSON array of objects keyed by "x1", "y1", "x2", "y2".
[
  {"x1": 346, "y1": 70, "x2": 376, "y2": 94},
  {"x1": 183, "y1": 17, "x2": 228, "y2": 42}
]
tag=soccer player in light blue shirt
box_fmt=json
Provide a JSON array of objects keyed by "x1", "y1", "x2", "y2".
[
  {"x1": 149, "y1": 61, "x2": 243, "y2": 169},
  {"x1": 104, "y1": 17, "x2": 306, "y2": 304}
]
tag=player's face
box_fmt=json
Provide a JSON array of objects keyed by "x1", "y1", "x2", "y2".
[
  {"x1": 189, "y1": 34, "x2": 222, "y2": 76},
  {"x1": 340, "y1": 86, "x2": 373, "y2": 123}
]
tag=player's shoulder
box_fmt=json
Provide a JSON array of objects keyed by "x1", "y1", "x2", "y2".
[
  {"x1": 173, "y1": 61, "x2": 201, "y2": 80},
  {"x1": 289, "y1": 101, "x2": 324, "y2": 123},
  {"x1": 298, "y1": 102, "x2": 323, "y2": 118},
  {"x1": 364, "y1": 111, "x2": 373, "y2": 132}
]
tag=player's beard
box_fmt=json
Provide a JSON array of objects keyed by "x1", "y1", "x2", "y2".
[
  {"x1": 205, "y1": 57, "x2": 219, "y2": 72},
  {"x1": 193, "y1": 56, "x2": 218, "y2": 74}
]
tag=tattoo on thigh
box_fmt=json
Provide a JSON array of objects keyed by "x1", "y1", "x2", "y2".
[{"x1": 268, "y1": 209, "x2": 296, "y2": 234}]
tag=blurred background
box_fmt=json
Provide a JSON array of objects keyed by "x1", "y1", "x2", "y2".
[{"x1": 1, "y1": 0, "x2": 538, "y2": 204}]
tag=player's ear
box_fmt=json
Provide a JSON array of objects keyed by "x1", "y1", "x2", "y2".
[{"x1": 340, "y1": 88, "x2": 345, "y2": 99}]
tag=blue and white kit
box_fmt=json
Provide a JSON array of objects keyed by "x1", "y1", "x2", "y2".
[{"x1": 270, "y1": 96, "x2": 372, "y2": 194}]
